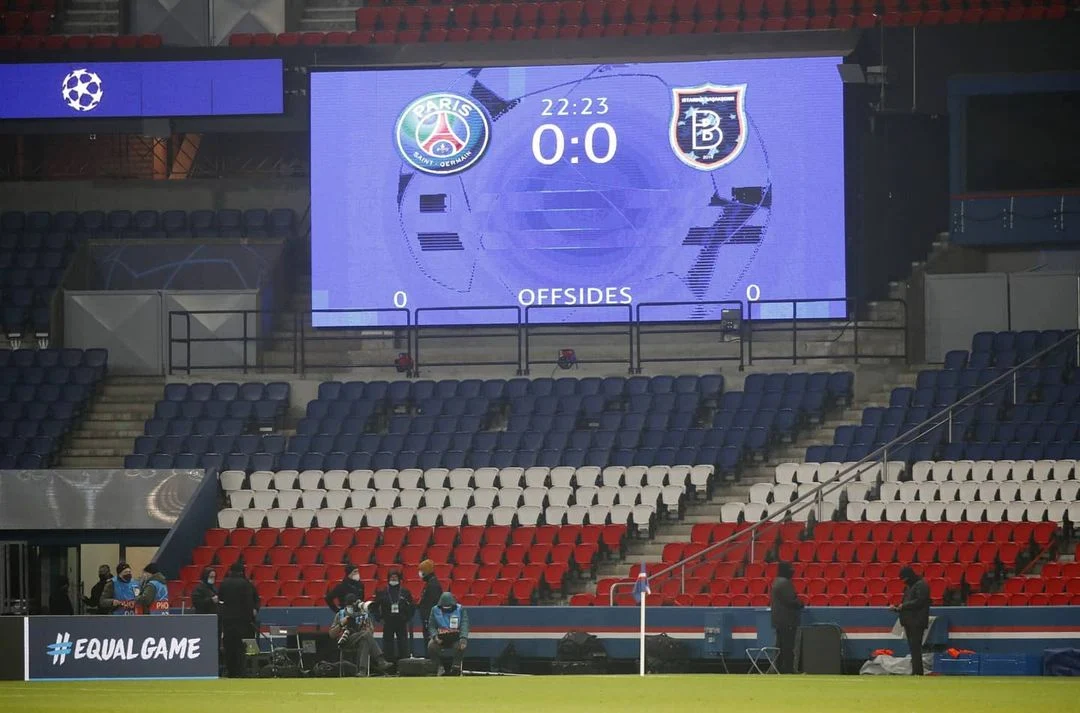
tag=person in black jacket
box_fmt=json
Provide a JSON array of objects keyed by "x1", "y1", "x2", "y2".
[
  {"x1": 893, "y1": 566, "x2": 931, "y2": 675},
  {"x1": 769, "y1": 561, "x2": 804, "y2": 674},
  {"x1": 326, "y1": 564, "x2": 365, "y2": 612},
  {"x1": 372, "y1": 569, "x2": 416, "y2": 664},
  {"x1": 49, "y1": 576, "x2": 74, "y2": 615},
  {"x1": 83, "y1": 565, "x2": 111, "y2": 614},
  {"x1": 191, "y1": 567, "x2": 219, "y2": 615},
  {"x1": 416, "y1": 559, "x2": 442, "y2": 646},
  {"x1": 217, "y1": 562, "x2": 259, "y2": 678}
]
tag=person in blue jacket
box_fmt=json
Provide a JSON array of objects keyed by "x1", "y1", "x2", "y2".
[
  {"x1": 99, "y1": 561, "x2": 140, "y2": 615},
  {"x1": 137, "y1": 563, "x2": 169, "y2": 615},
  {"x1": 426, "y1": 592, "x2": 469, "y2": 676}
]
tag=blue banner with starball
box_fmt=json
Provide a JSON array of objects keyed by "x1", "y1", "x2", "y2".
[
  {"x1": 0, "y1": 60, "x2": 282, "y2": 120},
  {"x1": 26, "y1": 615, "x2": 218, "y2": 681}
]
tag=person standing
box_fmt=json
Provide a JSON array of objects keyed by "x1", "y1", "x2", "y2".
[
  {"x1": 99, "y1": 562, "x2": 139, "y2": 615},
  {"x1": 372, "y1": 568, "x2": 415, "y2": 663},
  {"x1": 417, "y1": 559, "x2": 442, "y2": 647},
  {"x1": 218, "y1": 562, "x2": 259, "y2": 678},
  {"x1": 325, "y1": 564, "x2": 365, "y2": 612},
  {"x1": 49, "y1": 576, "x2": 74, "y2": 615},
  {"x1": 83, "y1": 565, "x2": 111, "y2": 614},
  {"x1": 770, "y1": 561, "x2": 804, "y2": 674},
  {"x1": 893, "y1": 566, "x2": 931, "y2": 676},
  {"x1": 136, "y1": 563, "x2": 169, "y2": 615},
  {"x1": 191, "y1": 567, "x2": 219, "y2": 615}
]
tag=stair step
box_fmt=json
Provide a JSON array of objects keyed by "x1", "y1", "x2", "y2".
[
  {"x1": 58, "y1": 455, "x2": 125, "y2": 468},
  {"x1": 68, "y1": 438, "x2": 133, "y2": 450},
  {"x1": 64, "y1": 447, "x2": 130, "y2": 457}
]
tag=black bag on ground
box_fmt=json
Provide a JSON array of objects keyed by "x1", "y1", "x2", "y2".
[
  {"x1": 397, "y1": 656, "x2": 439, "y2": 677},
  {"x1": 494, "y1": 642, "x2": 521, "y2": 674},
  {"x1": 556, "y1": 631, "x2": 607, "y2": 661},
  {"x1": 645, "y1": 633, "x2": 690, "y2": 673}
]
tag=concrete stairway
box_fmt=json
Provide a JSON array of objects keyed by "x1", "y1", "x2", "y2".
[
  {"x1": 60, "y1": 0, "x2": 120, "y2": 35},
  {"x1": 299, "y1": 0, "x2": 365, "y2": 31},
  {"x1": 58, "y1": 376, "x2": 164, "y2": 469},
  {"x1": 580, "y1": 363, "x2": 926, "y2": 595}
]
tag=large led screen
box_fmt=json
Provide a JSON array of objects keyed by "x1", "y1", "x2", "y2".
[{"x1": 310, "y1": 57, "x2": 846, "y2": 326}]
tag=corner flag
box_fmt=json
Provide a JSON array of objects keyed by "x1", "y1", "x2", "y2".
[{"x1": 633, "y1": 570, "x2": 651, "y2": 604}]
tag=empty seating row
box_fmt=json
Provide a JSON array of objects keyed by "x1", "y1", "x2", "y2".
[
  {"x1": 223, "y1": 483, "x2": 684, "y2": 511},
  {"x1": 0, "y1": 8, "x2": 51, "y2": 34},
  {"x1": 844, "y1": 500, "x2": 1079, "y2": 523},
  {"x1": 216, "y1": 501, "x2": 660, "y2": 531},
  {"x1": 0, "y1": 209, "x2": 296, "y2": 239},
  {"x1": 200, "y1": 522, "x2": 624, "y2": 552},
  {"x1": 804, "y1": 440, "x2": 1080, "y2": 464},
  {"x1": 150, "y1": 445, "x2": 733, "y2": 473},
  {"x1": 872, "y1": 480, "x2": 1080, "y2": 503},
  {"x1": 687, "y1": 519, "x2": 1056, "y2": 545},
  {"x1": 0, "y1": 33, "x2": 163, "y2": 50},
  {"x1": 314, "y1": 374, "x2": 726, "y2": 403},
  {"x1": 219, "y1": 465, "x2": 710, "y2": 491}
]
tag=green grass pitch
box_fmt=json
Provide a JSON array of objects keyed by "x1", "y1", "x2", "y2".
[{"x1": 3, "y1": 676, "x2": 1078, "y2": 713}]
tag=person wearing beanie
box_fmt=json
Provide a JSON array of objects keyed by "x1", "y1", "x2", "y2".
[
  {"x1": 99, "y1": 561, "x2": 139, "y2": 615},
  {"x1": 137, "y1": 563, "x2": 169, "y2": 615},
  {"x1": 769, "y1": 561, "x2": 804, "y2": 674},
  {"x1": 893, "y1": 565, "x2": 931, "y2": 675},
  {"x1": 426, "y1": 592, "x2": 469, "y2": 676},
  {"x1": 372, "y1": 568, "x2": 416, "y2": 664},
  {"x1": 326, "y1": 563, "x2": 365, "y2": 612},
  {"x1": 417, "y1": 559, "x2": 443, "y2": 647}
]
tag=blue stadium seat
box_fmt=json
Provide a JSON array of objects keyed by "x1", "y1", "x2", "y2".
[
  {"x1": 268, "y1": 208, "x2": 295, "y2": 237},
  {"x1": 217, "y1": 209, "x2": 243, "y2": 238}
]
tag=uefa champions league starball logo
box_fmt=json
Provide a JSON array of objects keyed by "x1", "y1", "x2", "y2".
[
  {"x1": 395, "y1": 92, "x2": 490, "y2": 176},
  {"x1": 61, "y1": 68, "x2": 103, "y2": 112}
]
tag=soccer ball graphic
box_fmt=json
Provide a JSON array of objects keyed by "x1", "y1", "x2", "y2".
[{"x1": 61, "y1": 68, "x2": 103, "y2": 112}]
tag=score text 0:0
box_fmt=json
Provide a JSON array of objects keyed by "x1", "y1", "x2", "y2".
[{"x1": 532, "y1": 123, "x2": 617, "y2": 166}]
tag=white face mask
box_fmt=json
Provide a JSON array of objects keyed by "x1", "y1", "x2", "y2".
[
  {"x1": 350, "y1": 573, "x2": 360, "y2": 582},
  {"x1": 389, "y1": 579, "x2": 400, "y2": 587},
  {"x1": 418, "y1": 571, "x2": 424, "y2": 579}
]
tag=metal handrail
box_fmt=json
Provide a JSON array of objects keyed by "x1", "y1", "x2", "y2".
[{"x1": 609, "y1": 328, "x2": 1080, "y2": 604}]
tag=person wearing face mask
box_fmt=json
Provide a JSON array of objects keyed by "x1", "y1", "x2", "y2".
[
  {"x1": 329, "y1": 596, "x2": 393, "y2": 676},
  {"x1": 191, "y1": 567, "x2": 220, "y2": 615},
  {"x1": 326, "y1": 564, "x2": 365, "y2": 612},
  {"x1": 99, "y1": 561, "x2": 139, "y2": 615},
  {"x1": 426, "y1": 592, "x2": 469, "y2": 676},
  {"x1": 136, "y1": 563, "x2": 169, "y2": 615},
  {"x1": 372, "y1": 568, "x2": 416, "y2": 664},
  {"x1": 83, "y1": 565, "x2": 111, "y2": 614},
  {"x1": 416, "y1": 559, "x2": 442, "y2": 647}
]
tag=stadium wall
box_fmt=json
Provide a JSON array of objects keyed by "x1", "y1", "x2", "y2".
[
  {"x1": 153, "y1": 469, "x2": 222, "y2": 579},
  {"x1": 251, "y1": 605, "x2": 1080, "y2": 662}
]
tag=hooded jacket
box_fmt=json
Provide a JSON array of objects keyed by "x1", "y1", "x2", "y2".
[
  {"x1": 372, "y1": 576, "x2": 415, "y2": 624},
  {"x1": 770, "y1": 563, "x2": 804, "y2": 629},
  {"x1": 191, "y1": 567, "x2": 219, "y2": 615},
  {"x1": 428, "y1": 592, "x2": 469, "y2": 640}
]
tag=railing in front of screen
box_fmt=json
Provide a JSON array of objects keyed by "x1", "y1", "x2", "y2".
[
  {"x1": 166, "y1": 298, "x2": 907, "y2": 375},
  {"x1": 608, "y1": 328, "x2": 1080, "y2": 606}
]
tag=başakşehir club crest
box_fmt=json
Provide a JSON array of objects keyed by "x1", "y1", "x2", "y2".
[
  {"x1": 670, "y1": 83, "x2": 747, "y2": 171},
  {"x1": 396, "y1": 92, "x2": 491, "y2": 176}
]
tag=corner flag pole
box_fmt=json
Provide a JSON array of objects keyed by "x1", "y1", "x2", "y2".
[
  {"x1": 639, "y1": 584, "x2": 646, "y2": 677},
  {"x1": 635, "y1": 569, "x2": 650, "y2": 677}
]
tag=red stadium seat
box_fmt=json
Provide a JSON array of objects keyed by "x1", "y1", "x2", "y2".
[
  {"x1": 65, "y1": 34, "x2": 90, "y2": 49},
  {"x1": 512, "y1": 579, "x2": 536, "y2": 604},
  {"x1": 397, "y1": 28, "x2": 422, "y2": 42},
  {"x1": 266, "y1": 596, "x2": 290, "y2": 607},
  {"x1": 191, "y1": 546, "x2": 215, "y2": 567},
  {"x1": 138, "y1": 34, "x2": 162, "y2": 48},
  {"x1": 325, "y1": 31, "x2": 349, "y2": 45},
  {"x1": 241, "y1": 546, "x2": 268, "y2": 566},
  {"x1": 300, "y1": 31, "x2": 325, "y2": 46},
  {"x1": 115, "y1": 34, "x2": 138, "y2": 49},
  {"x1": 256, "y1": 581, "x2": 280, "y2": 601},
  {"x1": 251, "y1": 32, "x2": 275, "y2": 47},
  {"x1": 356, "y1": 7, "x2": 379, "y2": 30},
  {"x1": 205, "y1": 528, "x2": 229, "y2": 549}
]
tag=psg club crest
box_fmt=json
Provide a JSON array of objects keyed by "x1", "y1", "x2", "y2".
[
  {"x1": 395, "y1": 92, "x2": 491, "y2": 176},
  {"x1": 669, "y1": 83, "x2": 748, "y2": 171}
]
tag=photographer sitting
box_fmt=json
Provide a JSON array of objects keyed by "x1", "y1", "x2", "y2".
[
  {"x1": 328, "y1": 595, "x2": 392, "y2": 677},
  {"x1": 426, "y1": 592, "x2": 469, "y2": 676}
]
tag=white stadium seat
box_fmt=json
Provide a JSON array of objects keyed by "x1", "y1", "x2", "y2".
[{"x1": 220, "y1": 470, "x2": 246, "y2": 491}]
